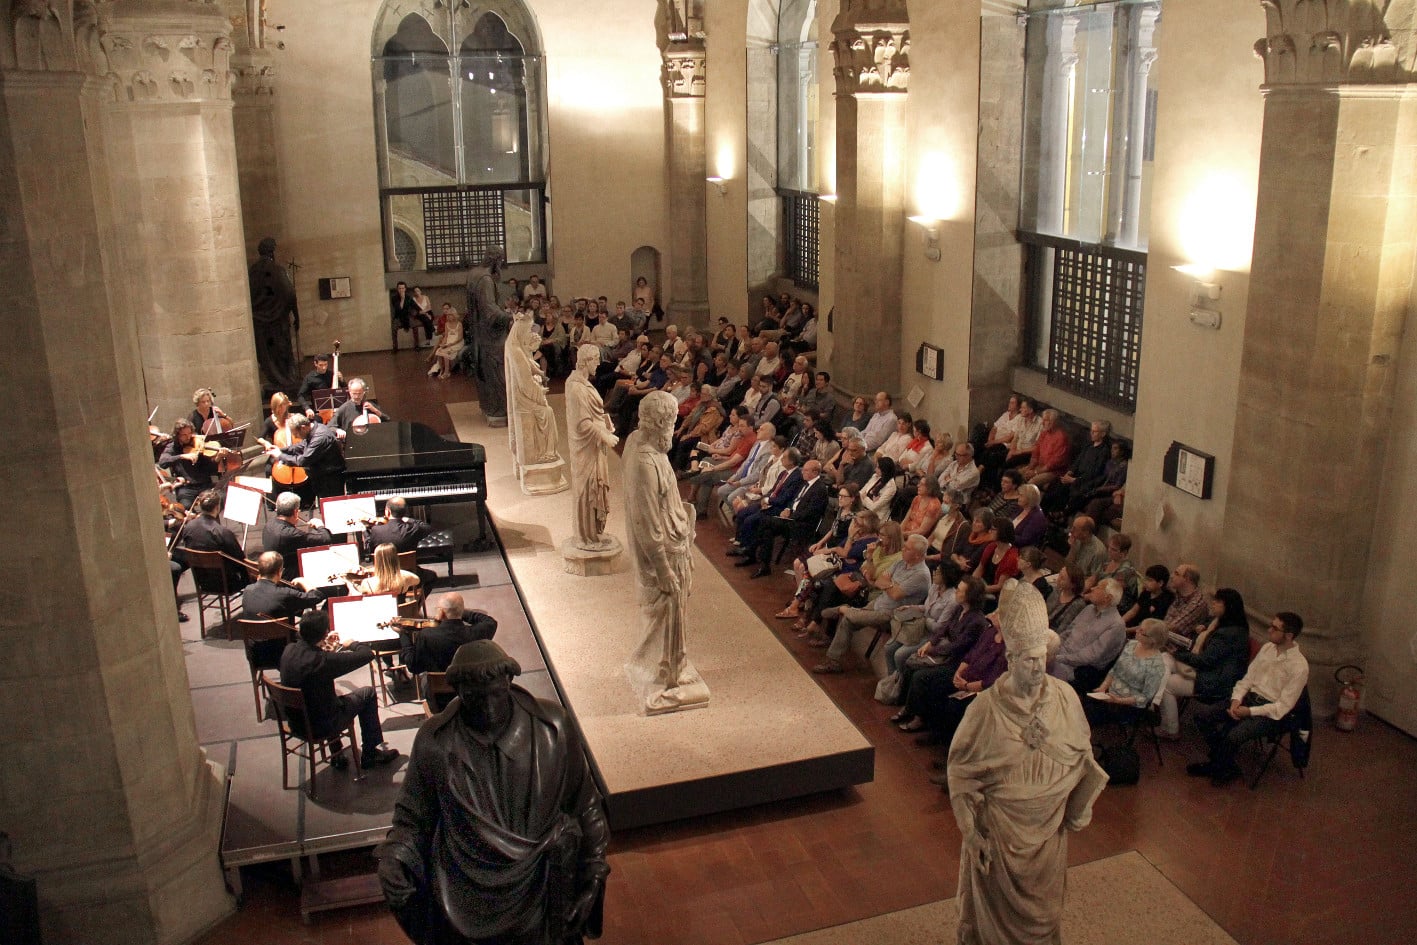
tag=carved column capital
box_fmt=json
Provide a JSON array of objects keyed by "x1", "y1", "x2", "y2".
[
  {"x1": 97, "y1": 0, "x2": 233, "y2": 103},
  {"x1": 830, "y1": 23, "x2": 909, "y2": 95},
  {"x1": 230, "y1": 45, "x2": 273, "y2": 97},
  {"x1": 1255, "y1": 0, "x2": 1417, "y2": 86},
  {"x1": 663, "y1": 42, "x2": 705, "y2": 98}
]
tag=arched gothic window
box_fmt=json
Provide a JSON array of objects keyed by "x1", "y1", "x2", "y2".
[{"x1": 372, "y1": 1, "x2": 547, "y2": 271}]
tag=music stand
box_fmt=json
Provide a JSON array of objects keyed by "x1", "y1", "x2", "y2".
[
  {"x1": 312, "y1": 389, "x2": 349, "y2": 421},
  {"x1": 297, "y1": 542, "x2": 361, "y2": 586},
  {"x1": 327, "y1": 593, "x2": 399, "y2": 645}
]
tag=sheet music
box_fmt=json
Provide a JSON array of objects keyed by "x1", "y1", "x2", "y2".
[
  {"x1": 328, "y1": 593, "x2": 400, "y2": 644},
  {"x1": 223, "y1": 483, "x2": 264, "y2": 527},
  {"x1": 234, "y1": 475, "x2": 273, "y2": 493},
  {"x1": 298, "y1": 542, "x2": 361, "y2": 583},
  {"x1": 320, "y1": 493, "x2": 378, "y2": 535}
]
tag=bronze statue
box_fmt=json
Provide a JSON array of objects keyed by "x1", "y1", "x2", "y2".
[
  {"x1": 248, "y1": 236, "x2": 300, "y2": 391},
  {"x1": 377, "y1": 641, "x2": 609, "y2": 945},
  {"x1": 466, "y1": 251, "x2": 512, "y2": 427}
]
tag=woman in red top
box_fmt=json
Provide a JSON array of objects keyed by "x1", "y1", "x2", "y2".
[{"x1": 973, "y1": 516, "x2": 1020, "y2": 601}]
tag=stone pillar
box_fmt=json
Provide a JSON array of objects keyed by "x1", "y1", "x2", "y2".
[
  {"x1": 828, "y1": 3, "x2": 909, "y2": 397},
  {"x1": 1221, "y1": 2, "x2": 1417, "y2": 710},
  {"x1": 662, "y1": 42, "x2": 710, "y2": 328},
  {"x1": 1106, "y1": 5, "x2": 1157, "y2": 248},
  {"x1": 98, "y1": 0, "x2": 261, "y2": 428},
  {"x1": 232, "y1": 46, "x2": 284, "y2": 262},
  {"x1": 0, "y1": 33, "x2": 231, "y2": 945}
]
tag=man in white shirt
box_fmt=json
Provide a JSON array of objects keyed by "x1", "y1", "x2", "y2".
[
  {"x1": 1189, "y1": 612, "x2": 1308, "y2": 786},
  {"x1": 589, "y1": 311, "x2": 618, "y2": 350},
  {"x1": 754, "y1": 341, "x2": 783, "y2": 381},
  {"x1": 936, "y1": 442, "x2": 982, "y2": 502},
  {"x1": 861, "y1": 391, "x2": 898, "y2": 452},
  {"x1": 714, "y1": 423, "x2": 776, "y2": 509}
]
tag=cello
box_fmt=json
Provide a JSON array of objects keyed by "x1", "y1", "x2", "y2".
[{"x1": 258, "y1": 435, "x2": 308, "y2": 486}]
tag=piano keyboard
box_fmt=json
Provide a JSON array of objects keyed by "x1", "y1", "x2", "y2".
[{"x1": 370, "y1": 483, "x2": 481, "y2": 501}]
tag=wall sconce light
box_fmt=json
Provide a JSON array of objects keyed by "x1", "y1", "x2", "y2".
[
  {"x1": 706, "y1": 176, "x2": 727, "y2": 197},
  {"x1": 818, "y1": 193, "x2": 838, "y2": 204},
  {"x1": 908, "y1": 215, "x2": 941, "y2": 262},
  {"x1": 1172, "y1": 263, "x2": 1223, "y2": 329}
]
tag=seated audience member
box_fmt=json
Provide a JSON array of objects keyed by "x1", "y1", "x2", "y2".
[
  {"x1": 356, "y1": 542, "x2": 421, "y2": 598},
  {"x1": 1011, "y1": 483, "x2": 1049, "y2": 549},
  {"x1": 1159, "y1": 587, "x2": 1251, "y2": 739},
  {"x1": 670, "y1": 389, "x2": 725, "y2": 469},
  {"x1": 1082, "y1": 440, "x2": 1130, "y2": 523},
  {"x1": 177, "y1": 489, "x2": 252, "y2": 590},
  {"x1": 783, "y1": 504, "x2": 875, "y2": 628},
  {"x1": 1088, "y1": 532, "x2": 1140, "y2": 611},
  {"x1": 803, "y1": 521, "x2": 902, "y2": 644},
  {"x1": 891, "y1": 575, "x2": 993, "y2": 733},
  {"x1": 900, "y1": 477, "x2": 944, "y2": 542},
  {"x1": 1163, "y1": 563, "x2": 1209, "y2": 641},
  {"x1": 1064, "y1": 515, "x2": 1108, "y2": 582},
  {"x1": 914, "y1": 429, "x2": 954, "y2": 485},
  {"x1": 399, "y1": 592, "x2": 498, "y2": 706},
  {"x1": 789, "y1": 410, "x2": 827, "y2": 460},
  {"x1": 1046, "y1": 564, "x2": 1088, "y2": 635},
  {"x1": 754, "y1": 341, "x2": 784, "y2": 382},
  {"x1": 1019, "y1": 408, "x2": 1073, "y2": 488},
  {"x1": 714, "y1": 423, "x2": 778, "y2": 509},
  {"x1": 710, "y1": 319, "x2": 741, "y2": 361},
  {"x1": 875, "y1": 413, "x2": 915, "y2": 464},
  {"x1": 936, "y1": 442, "x2": 982, "y2": 503},
  {"x1": 861, "y1": 391, "x2": 898, "y2": 453},
  {"x1": 1017, "y1": 546, "x2": 1052, "y2": 598},
  {"x1": 898, "y1": 419, "x2": 934, "y2": 471},
  {"x1": 798, "y1": 371, "x2": 837, "y2": 425},
  {"x1": 826, "y1": 432, "x2": 875, "y2": 491},
  {"x1": 686, "y1": 416, "x2": 755, "y2": 516},
  {"x1": 1188, "y1": 612, "x2": 1308, "y2": 786},
  {"x1": 279, "y1": 610, "x2": 399, "y2": 767},
  {"x1": 925, "y1": 489, "x2": 972, "y2": 566},
  {"x1": 742, "y1": 459, "x2": 830, "y2": 577},
  {"x1": 241, "y1": 551, "x2": 334, "y2": 666},
  {"x1": 973, "y1": 517, "x2": 1021, "y2": 601},
  {"x1": 780, "y1": 355, "x2": 813, "y2": 405},
  {"x1": 795, "y1": 303, "x2": 819, "y2": 352},
  {"x1": 858, "y1": 455, "x2": 901, "y2": 519},
  {"x1": 714, "y1": 361, "x2": 749, "y2": 413},
  {"x1": 986, "y1": 469, "x2": 1024, "y2": 518},
  {"x1": 839, "y1": 394, "x2": 870, "y2": 435},
  {"x1": 881, "y1": 562, "x2": 963, "y2": 676},
  {"x1": 262, "y1": 491, "x2": 334, "y2": 582},
  {"x1": 1050, "y1": 577, "x2": 1126, "y2": 691},
  {"x1": 1086, "y1": 617, "x2": 1169, "y2": 726},
  {"x1": 977, "y1": 394, "x2": 1021, "y2": 484},
  {"x1": 813, "y1": 535, "x2": 932, "y2": 674},
  {"x1": 1123, "y1": 564, "x2": 1174, "y2": 628},
  {"x1": 1053, "y1": 419, "x2": 1113, "y2": 515},
  {"x1": 745, "y1": 375, "x2": 782, "y2": 429},
  {"x1": 1001, "y1": 397, "x2": 1042, "y2": 474},
  {"x1": 951, "y1": 508, "x2": 995, "y2": 574},
  {"x1": 726, "y1": 445, "x2": 801, "y2": 551}
]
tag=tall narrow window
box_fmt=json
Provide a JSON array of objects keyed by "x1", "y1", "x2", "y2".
[
  {"x1": 777, "y1": 0, "x2": 819, "y2": 290},
  {"x1": 372, "y1": 1, "x2": 547, "y2": 272}
]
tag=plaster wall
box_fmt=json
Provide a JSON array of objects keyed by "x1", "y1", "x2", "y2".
[
  {"x1": 896, "y1": 0, "x2": 981, "y2": 443},
  {"x1": 1124, "y1": 0, "x2": 1262, "y2": 579},
  {"x1": 267, "y1": 0, "x2": 668, "y2": 356}
]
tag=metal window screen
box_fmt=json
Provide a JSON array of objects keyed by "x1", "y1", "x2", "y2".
[
  {"x1": 1043, "y1": 240, "x2": 1146, "y2": 412},
  {"x1": 782, "y1": 191, "x2": 820, "y2": 291},
  {"x1": 422, "y1": 190, "x2": 506, "y2": 271}
]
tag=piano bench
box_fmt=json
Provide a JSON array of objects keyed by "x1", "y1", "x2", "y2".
[{"x1": 416, "y1": 531, "x2": 457, "y2": 578}]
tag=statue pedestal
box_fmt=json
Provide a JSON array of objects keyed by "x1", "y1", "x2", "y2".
[
  {"x1": 560, "y1": 536, "x2": 623, "y2": 576},
  {"x1": 520, "y1": 458, "x2": 569, "y2": 496},
  {"x1": 645, "y1": 677, "x2": 712, "y2": 716}
]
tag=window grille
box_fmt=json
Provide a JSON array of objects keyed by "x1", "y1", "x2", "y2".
[
  {"x1": 421, "y1": 190, "x2": 506, "y2": 270},
  {"x1": 781, "y1": 190, "x2": 819, "y2": 291},
  {"x1": 1022, "y1": 233, "x2": 1146, "y2": 412}
]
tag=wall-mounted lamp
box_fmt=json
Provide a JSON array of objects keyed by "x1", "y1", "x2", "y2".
[
  {"x1": 706, "y1": 176, "x2": 727, "y2": 197},
  {"x1": 1172, "y1": 263, "x2": 1223, "y2": 330},
  {"x1": 818, "y1": 193, "x2": 838, "y2": 204},
  {"x1": 908, "y1": 215, "x2": 942, "y2": 262}
]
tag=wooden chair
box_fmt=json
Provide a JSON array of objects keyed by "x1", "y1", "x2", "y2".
[
  {"x1": 1250, "y1": 688, "x2": 1312, "y2": 790},
  {"x1": 183, "y1": 549, "x2": 241, "y2": 640},
  {"x1": 236, "y1": 617, "x2": 297, "y2": 721},
  {"x1": 397, "y1": 552, "x2": 427, "y2": 616},
  {"x1": 418, "y1": 671, "x2": 454, "y2": 718},
  {"x1": 261, "y1": 675, "x2": 361, "y2": 799}
]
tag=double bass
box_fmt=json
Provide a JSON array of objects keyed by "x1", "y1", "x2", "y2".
[{"x1": 319, "y1": 340, "x2": 343, "y2": 424}]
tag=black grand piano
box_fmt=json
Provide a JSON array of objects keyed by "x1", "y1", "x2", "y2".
[
  {"x1": 342, "y1": 419, "x2": 487, "y2": 508},
  {"x1": 342, "y1": 420, "x2": 489, "y2": 562}
]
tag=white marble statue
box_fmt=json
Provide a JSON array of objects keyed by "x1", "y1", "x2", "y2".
[
  {"x1": 947, "y1": 580, "x2": 1107, "y2": 945},
  {"x1": 565, "y1": 343, "x2": 619, "y2": 551},
  {"x1": 622, "y1": 390, "x2": 709, "y2": 715},
  {"x1": 503, "y1": 311, "x2": 567, "y2": 494}
]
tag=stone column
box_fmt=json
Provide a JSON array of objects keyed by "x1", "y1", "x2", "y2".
[
  {"x1": 1106, "y1": 5, "x2": 1157, "y2": 248},
  {"x1": 662, "y1": 42, "x2": 710, "y2": 328},
  {"x1": 232, "y1": 46, "x2": 284, "y2": 262},
  {"x1": 1220, "y1": 2, "x2": 1417, "y2": 710},
  {"x1": 828, "y1": 3, "x2": 909, "y2": 397},
  {"x1": 0, "y1": 26, "x2": 231, "y2": 945},
  {"x1": 97, "y1": 0, "x2": 261, "y2": 428}
]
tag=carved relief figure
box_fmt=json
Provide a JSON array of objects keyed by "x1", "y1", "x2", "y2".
[
  {"x1": 622, "y1": 391, "x2": 710, "y2": 715},
  {"x1": 565, "y1": 343, "x2": 619, "y2": 551}
]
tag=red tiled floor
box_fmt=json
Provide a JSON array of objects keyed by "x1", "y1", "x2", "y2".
[{"x1": 197, "y1": 353, "x2": 1417, "y2": 945}]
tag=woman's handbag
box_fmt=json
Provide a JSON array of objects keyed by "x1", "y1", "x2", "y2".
[
  {"x1": 874, "y1": 671, "x2": 904, "y2": 705},
  {"x1": 807, "y1": 553, "x2": 840, "y2": 579}
]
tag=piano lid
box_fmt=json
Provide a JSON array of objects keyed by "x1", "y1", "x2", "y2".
[{"x1": 342, "y1": 420, "x2": 486, "y2": 473}]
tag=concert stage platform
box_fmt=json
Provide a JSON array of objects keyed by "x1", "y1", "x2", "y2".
[{"x1": 449, "y1": 400, "x2": 874, "y2": 831}]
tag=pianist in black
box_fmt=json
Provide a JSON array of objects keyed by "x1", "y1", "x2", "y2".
[
  {"x1": 400, "y1": 592, "x2": 498, "y2": 711},
  {"x1": 241, "y1": 551, "x2": 335, "y2": 665},
  {"x1": 262, "y1": 491, "x2": 335, "y2": 582},
  {"x1": 175, "y1": 490, "x2": 251, "y2": 590},
  {"x1": 266, "y1": 414, "x2": 346, "y2": 500},
  {"x1": 368, "y1": 496, "x2": 438, "y2": 593}
]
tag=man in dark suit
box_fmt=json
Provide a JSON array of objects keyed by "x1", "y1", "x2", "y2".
[
  {"x1": 296, "y1": 353, "x2": 336, "y2": 416},
  {"x1": 176, "y1": 489, "x2": 252, "y2": 590},
  {"x1": 262, "y1": 491, "x2": 335, "y2": 581},
  {"x1": 240, "y1": 551, "x2": 334, "y2": 666},
  {"x1": 279, "y1": 610, "x2": 398, "y2": 768},
  {"x1": 745, "y1": 459, "x2": 831, "y2": 577},
  {"x1": 400, "y1": 593, "x2": 498, "y2": 712},
  {"x1": 368, "y1": 496, "x2": 438, "y2": 593},
  {"x1": 728, "y1": 450, "x2": 804, "y2": 554},
  {"x1": 265, "y1": 415, "x2": 346, "y2": 500}
]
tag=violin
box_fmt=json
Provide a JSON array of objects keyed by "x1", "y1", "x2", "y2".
[
  {"x1": 180, "y1": 434, "x2": 238, "y2": 465},
  {"x1": 378, "y1": 616, "x2": 438, "y2": 632},
  {"x1": 329, "y1": 566, "x2": 374, "y2": 585}
]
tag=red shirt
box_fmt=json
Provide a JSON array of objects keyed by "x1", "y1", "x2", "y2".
[{"x1": 1032, "y1": 428, "x2": 1073, "y2": 474}]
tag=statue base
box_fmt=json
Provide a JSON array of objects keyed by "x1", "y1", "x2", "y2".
[
  {"x1": 560, "y1": 536, "x2": 623, "y2": 576},
  {"x1": 519, "y1": 457, "x2": 569, "y2": 496},
  {"x1": 644, "y1": 678, "x2": 712, "y2": 716}
]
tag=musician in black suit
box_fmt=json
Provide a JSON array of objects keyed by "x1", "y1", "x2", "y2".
[
  {"x1": 262, "y1": 491, "x2": 335, "y2": 581},
  {"x1": 368, "y1": 496, "x2": 438, "y2": 593},
  {"x1": 331, "y1": 378, "x2": 389, "y2": 433},
  {"x1": 746, "y1": 460, "x2": 832, "y2": 577},
  {"x1": 175, "y1": 490, "x2": 251, "y2": 590},
  {"x1": 400, "y1": 593, "x2": 498, "y2": 713},
  {"x1": 279, "y1": 610, "x2": 399, "y2": 768},
  {"x1": 241, "y1": 551, "x2": 333, "y2": 665},
  {"x1": 265, "y1": 414, "x2": 346, "y2": 500},
  {"x1": 157, "y1": 419, "x2": 221, "y2": 508},
  {"x1": 296, "y1": 353, "x2": 337, "y2": 417}
]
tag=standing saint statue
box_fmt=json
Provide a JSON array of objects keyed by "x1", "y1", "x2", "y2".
[
  {"x1": 565, "y1": 343, "x2": 619, "y2": 551},
  {"x1": 947, "y1": 580, "x2": 1107, "y2": 945},
  {"x1": 621, "y1": 391, "x2": 710, "y2": 715},
  {"x1": 248, "y1": 236, "x2": 300, "y2": 392},
  {"x1": 504, "y1": 311, "x2": 561, "y2": 466},
  {"x1": 466, "y1": 251, "x2": 511, "y2": 427}
]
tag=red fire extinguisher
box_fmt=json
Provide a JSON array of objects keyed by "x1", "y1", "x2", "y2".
[{"x1": 1335, "y1": 665, "x2": 1364, "y2": 732}]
